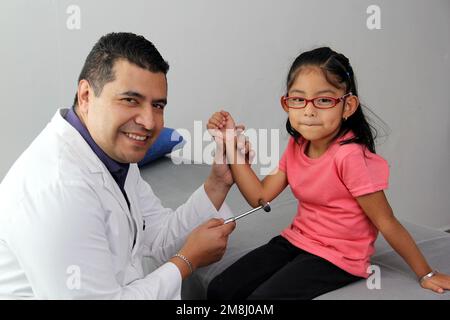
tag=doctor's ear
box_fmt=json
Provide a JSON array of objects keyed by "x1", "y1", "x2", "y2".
[{"x1": 77, "y1": 79, "x2": 93, "y2": 114}]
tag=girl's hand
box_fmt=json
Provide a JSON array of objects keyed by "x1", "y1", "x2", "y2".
[
  {"x1": 420, "y1": 272, "x2": 450, "y2": 294},
  {"x1": 207, "y1": 110, "x2": 242, "y2": 141},
  {"x1": 207, "y1": 110, "x2": 254, "y2": 164},
  {"x1": 207, "y1": 110, "x2": 236, "y2": 131}
]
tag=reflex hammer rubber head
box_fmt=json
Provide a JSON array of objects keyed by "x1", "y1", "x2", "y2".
[{"x1": 258, "y1": 199, "x2": 271, "y2": 212}]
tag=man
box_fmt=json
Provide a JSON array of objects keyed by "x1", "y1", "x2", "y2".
[{"x1": 0, "y1": 32, "x2": 243, "y2": 299}]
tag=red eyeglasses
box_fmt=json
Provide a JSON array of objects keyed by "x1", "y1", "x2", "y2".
[{"x1": 281, "y1": 93, "x2": 352, "y2": 109}]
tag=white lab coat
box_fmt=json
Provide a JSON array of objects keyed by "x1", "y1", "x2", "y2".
[{"x1": 0, "y1": 108, "x2": 232, "y2": 299}]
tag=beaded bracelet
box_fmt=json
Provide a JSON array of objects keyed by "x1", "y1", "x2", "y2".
[{"x1": 173, "y1": 253, "x2": 194, "y2": 275}]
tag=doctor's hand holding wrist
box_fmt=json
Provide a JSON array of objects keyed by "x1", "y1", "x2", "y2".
[
  {"x1": 204, "y1": 109, "x2": 253, "y2": 211},
  {"x1": 169, "y1": 218, "x2": 236, "y2": 279}
]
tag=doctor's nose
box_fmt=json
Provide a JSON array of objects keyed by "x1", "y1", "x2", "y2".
[{"x1": 135, "y1": 105, "x2": 156, "y2": 131}]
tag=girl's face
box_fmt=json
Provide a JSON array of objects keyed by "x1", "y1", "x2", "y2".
[{"x1": 284, "y1": 66, "x2": 357, "y2": 146}]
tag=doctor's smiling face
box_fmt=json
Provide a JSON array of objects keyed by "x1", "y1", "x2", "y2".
[{"x1": 76, "y1": 59, "x2": 168, "y2": 164}]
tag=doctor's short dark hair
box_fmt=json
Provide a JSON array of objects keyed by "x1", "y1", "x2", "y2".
[{"x1": 73, "y1": 32, "x2": 169, "y2": 107}]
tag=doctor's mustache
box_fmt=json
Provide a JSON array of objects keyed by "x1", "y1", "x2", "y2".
[{"x1": 119, "y1": 123, "x2": 155, "y2": 137}]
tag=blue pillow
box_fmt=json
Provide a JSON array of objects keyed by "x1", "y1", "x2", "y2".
[{"x1": 138, "y1": 127, "x2": 184, "y2": 167}]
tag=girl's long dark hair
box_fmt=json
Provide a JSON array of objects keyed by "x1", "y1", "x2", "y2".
[{"x1": 285, "y1": 47, "x2": 386, "y2": 153}]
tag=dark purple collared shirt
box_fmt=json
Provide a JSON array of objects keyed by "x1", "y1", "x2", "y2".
[{"x1": 65, "y1": 107, "x2": 130, "y2": 207}]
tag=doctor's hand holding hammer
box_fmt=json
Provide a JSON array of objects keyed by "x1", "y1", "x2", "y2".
[{"x1": 170, "y1": 218, "x2": 236, "y2": 279}]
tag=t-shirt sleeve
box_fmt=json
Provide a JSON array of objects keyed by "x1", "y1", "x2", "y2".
[
  {"x1": 338, "y1": 146, "x2": 390, "y2": 197},
  {"x1": 278, "y1": 137, "x2": 294, "y2": 173}
]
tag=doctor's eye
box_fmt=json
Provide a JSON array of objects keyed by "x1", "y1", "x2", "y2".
[
  {"x1": 122, "y1": 98, "x2": 139, "y2": 105},
  {"x1": 152, "y1": 103, "x2": 165, "y2": 110}
]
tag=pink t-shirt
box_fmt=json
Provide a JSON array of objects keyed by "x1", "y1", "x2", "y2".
[{"x1": 279, "y1": 131, "x2": 389, "y2": 278}]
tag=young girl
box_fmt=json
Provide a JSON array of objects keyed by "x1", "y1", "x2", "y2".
[{"x1": 206, "y1": 47, "x2": 450, "y2": 299}]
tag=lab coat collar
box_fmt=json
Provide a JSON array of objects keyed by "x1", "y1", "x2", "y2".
[
  {"x1": 50, "y1": 108, "x2": 132, "y2": 214},
  {"x1": 64, "y1": 106, "x2": 130, "y2": 188}
]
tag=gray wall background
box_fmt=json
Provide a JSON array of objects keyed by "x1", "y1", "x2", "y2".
[{"x1": 0, "y1": 0, "x2": 449, "y2": 229}]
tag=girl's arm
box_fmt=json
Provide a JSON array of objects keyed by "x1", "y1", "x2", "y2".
[
  {"x1": 207, "y1": 111, "x2": 288, "y2": 208},
  {"x1": 357, "y1": 190, "x2": 450, "y2": 293},
  {"x1": 228, "y1": 150, "x2": 288, "y2": 208}
]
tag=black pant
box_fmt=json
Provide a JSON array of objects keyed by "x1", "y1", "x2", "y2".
[{"x1": 207, "y1": 236, "x2": 362, "y2": 300}]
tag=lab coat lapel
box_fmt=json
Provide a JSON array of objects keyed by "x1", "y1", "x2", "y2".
[
  {"x1": 100, "y1": 168, "x2": 130, "y2": 214},
  {"x1": 86, "y1": 158, "x2": 141, "y2": 257},
  {"x1": 124, "y1": 170, "x2": 142, "y2": 256},
  {"x1": 97, "y1": 158, "x2": 139, "y2": 250}
]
